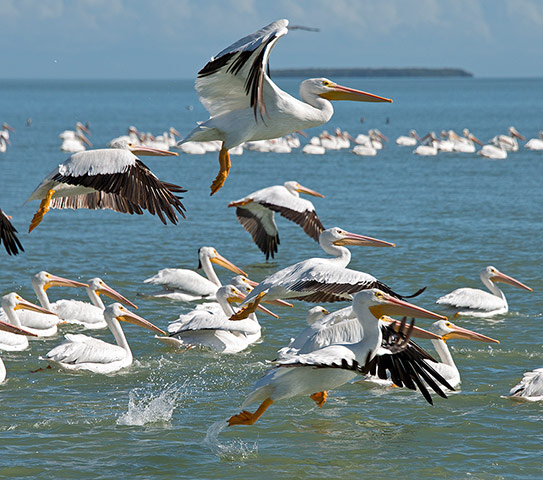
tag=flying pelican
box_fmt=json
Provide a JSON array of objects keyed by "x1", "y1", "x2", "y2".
[
  {"x1": 227, "y1": 289, "x2": 449, "y2": 426},
  {"x1": 26, "y1": 141, "x2": 186, "y2": 232},
  {"x1": 0, "y1": 318, "x2": 37, "y2": 384},
  {"x1": 11, "y1": 271, "x2": 88, "y2": 336},
  {"x1": 144, "y1": 247, "x2": 247, "y2": 301},
  {"x1": 181, "y1": 19, "x2": 392, "y2": 195},
  {"x1": 43, "y1": 303, "x2": 165, "y2": 374},
  {"x1": 53, "y1": 278, "x2": 137, "y2": 330},
  {"x1": 0, "y1": 209, "x2": 24, "y2": 255},
  {"x1": 0, "y1": 293, "x2": 54, "y2": 351},
  {"x1": 436, "y1": 266, "x2": 532, "y2": 317},
  {"x1": 157, "y1": 284, "x2": 276, "y2": 353},
  {"x1": 229, "y1": 227, "x2": 419, "y2": 320},
  {"x1": 509, "y1": 369, "x2": 543, "y2": 401},
  {"x1": 525, "y1": 131, "x2": 543, "y2": 151},
  {"x1": 396, "y1": 130, "x2": 419, "y2": 146},
  {"x1": 228, "y1": 181, "x2": 325, "y2": 260}
]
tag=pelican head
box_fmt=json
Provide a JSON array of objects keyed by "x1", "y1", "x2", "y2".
[
  {"x1": 1, "y1": 292, "x2": 55, "y2": 317},
  {"x1": 430, "y1": 320, "x2": 499, "y2": 343},
  {"x1": 32, "y1": 271, "x2": 88, "y2": 292},
  {"x1": 482, "y1": 266, "x2": 532, "y2": 292},
  {"x1": 104, "y1": 303, "x2": 165, "y2": 335},
  {"x1": 197, "y1": 247, "x2": 247, "y2": 276},
  {"x1": 319, "y1": 227, "x2": 395, "y2": 249},
  {"x1": 284, "y1": 181, "x2": 324, "y2": 198},
  {"x1": 2, "y1": 123, "x2": 15, "y2": 132},
  {"x1": 87, "y1": 278, "x2": 137, "y2": 309},
  {"x1": 301, "y1": 78, "x2": 392, "y2": 104},
  {"x1": 305, "y1": 305, "x2": 330, "y2": 325},
  {"x1": 354, "y1": 289, "x2": 447, "y2": 321},
  {"x1": 508, "y1": 126, "x2": 525, "y2": 140}
]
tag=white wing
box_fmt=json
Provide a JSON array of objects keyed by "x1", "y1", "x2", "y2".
[
  {"x1": 195, "y1": 19, "x2": 289, "y2": 119},
  {"x1": 52, "y1": 299, "x2": 104, "y2": 325},
  {"x1": 169, "y1": 309, "x2": 259, "y2": 335},
  {"x1": 45, "y1": 334, "x2": 126, "y2": 364},
  {"x1": 144, "y1": 269, "x2": 217, "y2": 297},
  {"x1": 276, "y1": 344, "x2": 358, "y2": 368},
  {"x1": 436, "y1": 287, "x2": 505, "y2": 311},
  {"x1": 509, "y1": 369, "x2": 543, "y2": 398}
]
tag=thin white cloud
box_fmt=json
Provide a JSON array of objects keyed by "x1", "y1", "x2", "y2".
[{"x1": 507, "y1": 0, "x2": 543, "y2": 26}]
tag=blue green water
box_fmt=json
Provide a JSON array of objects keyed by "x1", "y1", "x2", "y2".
[{"x1": 0, "y1": 77, "x2": 542, "y2": 479}]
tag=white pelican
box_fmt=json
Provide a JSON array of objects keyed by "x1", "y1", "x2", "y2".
[
  {"x1": 53, "y1": 278, "x2": 137, "y2": 330},
  {"x1": 181, "y1": 19, "x2": 392, "y2": 194},
  {"x1": 107, "y1": 126, "x2": 141, "y2": 147},
  {"x1": 491, "y1": 126, "x2": 525, "y2": 152},
  {"x1": 230, "y1": 227, "x2": 411, "y2": 320},
  {"x1": 60, "y1": 133, "x2": 92, "y2": 153},
  {"x1": 227, "y1": 289, "x2": 449, "y2": 426},
  {"x1": 436, "y1": 266, "x2": 532, "y2": 317},
  {"x1": 450, "y1": 129, "x2": 483, "y2": 153},
  {"x1": 228, "y1": 181, "x2": 325, "y2": 260},
  {"x1": 157, "y1": 285, "x2": 276, "y2": 353},
  {"x1": 26, "y1": 141, "x2": 186, "y2": 232},
  {"x1": 0, "y1": 293, "x2": 53, "y2": 351},
  {"x1": 525, "y1": 131, "x2": 543, "y2": 151},
  {"x1": 302, "y1": 143, "x2": 326, "y2": 155},
  {"x1": 436, "y1": 131, "x2": 455, "y2": 152},
  {"x1": 43, "y1": 303, "x2": 165, "y2": 374},
  {"x1": 0, "y1": 208, "x2": 24, "y2": 255},
  {"x1": 509, "y1": 369, "x2": 543, "y2": 401},
  {"x1": 478, "y1": 138, "x2": 511, "y2": 159},
  {"x1": 144, "y1": 246, "x2": 247, "y2": 301},
  {"x1": 59, "y1": 121, "x2": 90, "y2": 140},
  {"x1": 0, "y1": 134, "x2": 8, "y2": 153},
  {"x1": 0, "y1": 318, "x2": 37, "y2": 383},
  {"x1": 1, "y1": 122, "x2": 15, "y2": 142},
  {"x1": 413, "y1": 133, "x2": 438, "y2": 156},
  {"x1": 351, "y1": 143, "x2": 377, "y2": 156},
  {"x1": 396, "y1": 130, "x2": 419, "y2": 146}
]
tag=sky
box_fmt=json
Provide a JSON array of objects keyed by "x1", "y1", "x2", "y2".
[{"x1": 1, "y1": 0, "x2": 542, "y2": 79}]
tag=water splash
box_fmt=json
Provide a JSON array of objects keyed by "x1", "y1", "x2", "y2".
[
  {"x1": 204, "y1": 419, "x2": 258, "y2": 461},
  {"x1": 117, "y1": 383, "x2": 181, "y2": 426}
]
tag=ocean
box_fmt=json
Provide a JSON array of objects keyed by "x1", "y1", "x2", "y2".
[{"x1": 0, "y1": 77, "x2": 542, "y2": 479}]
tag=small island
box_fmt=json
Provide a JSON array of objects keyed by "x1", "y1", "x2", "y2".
[{"x1": 272, "y1": 67, "x2": 473, "y2": 78}]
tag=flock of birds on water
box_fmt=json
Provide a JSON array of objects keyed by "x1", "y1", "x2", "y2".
[{"x1": 0, "y1": 19, "x2": 541, "y2": 428}]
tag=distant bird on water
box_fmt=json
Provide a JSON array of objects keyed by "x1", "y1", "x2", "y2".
[
  {"x1": 228, "y1": 181, "x2": 325, "y2": 260},
  {"x1": 181, "y1": 19, "x2": 392, "y2": 195},
  {"x1": 26, "y1": 141, "x2": 186, "y2": 232}
]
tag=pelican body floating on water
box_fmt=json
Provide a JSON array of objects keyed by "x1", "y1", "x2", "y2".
[{"x1": 182, "y1": 19, "x2": 392, "y2": 194}]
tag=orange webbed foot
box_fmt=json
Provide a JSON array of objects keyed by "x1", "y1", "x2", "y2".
[{"x1": 310, "y1": 391, "x2": 328, "y2": 408}]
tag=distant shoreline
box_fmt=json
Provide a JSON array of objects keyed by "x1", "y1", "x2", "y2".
[{"x1": 271, "y1": 67, "x2": 473, "y2": 78}]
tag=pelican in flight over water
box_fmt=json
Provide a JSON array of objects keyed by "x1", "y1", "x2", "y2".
[
  {"x1": 144, "y1": 247, "x2": 247, "y2": 301},
  {"x1": 26, "y1": 141, "x2": 186, "y2": 232},
  {"x1": 0, "y1": 209, "x2": 24, "y2": 255},
  {"x1": 228, "y1": 181, "x2": 325, "y2": 260},
  {"x1": 182, "y1": 19, "x2": 392, "y2": 195},
  {"x1": 227, "y1": 289, "x2": 450, "y2": 426},
  {"x1": 436, "y1": 266, "x2": 532, "y2": 317},
  {"x1": 43, "y1": 303, "x2": 165, "y2": 374}
]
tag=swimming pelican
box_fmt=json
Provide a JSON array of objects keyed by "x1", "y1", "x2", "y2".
[
  {"x1": 413, "y1": 133, "x2": 438, "y2": 156},
  {"x1": 230, "y1": 227, "x2": 415, "y2": 320},
  {"x1": 478, "y1": 137, "x2": 512, "y2": 159},
  {"x1": 181, "y1": 19, "x2": 392, "y2": 195},
  {"x1": 0, "y1": 209, "x2": 24, "y2": 255},
  {"x1": 60, "y1": 133, "x2": 92, "y2": 153},
  {"x1": 509, "y1": 369, "x2": 543, "y2": 401},
  {"x1": 53, "y1": 278, "x2": 137, "y2": 330},
  {"x1": 302, "y1": 143, "x2": 326, "y2": 155},
  {"x1": 157, "y1": 285, "x2": 276, "y2": 353},
  {"x1": 107, "y1": 126, "x2": 141, "y2": 147},
  {"x1": 227, "y1": 289, "x2": 449, "y2": 426},
  {"x1": 228, "y1": 181, "x2": 325, "y2": 260},
  {"x1": 450, "y1": 129, "x2": 483, "y2": 153},
  {"x1": 0, "y1": 293, "x2": 53, "y2": 351},
  {"x1": 436, "y1": 266, "x2": 532, "y2": 317},
  {"x1": 491, "y1": 126, "x2": 525, "y2": 152},
  {"x1": 0, "y1": 318, "x2": 37, "y2": 383},
  {"x1": 0, "y1": 134, "x2": 8, "y2": 153},
  {"x1": 144, "y1": 247, "x2": 247, "y2": 301},
  {"x1": 525, "y1": 131, "x2": 543, "y2": 151},
  {"x1": 43, "y1": 303, "x2": 165, "y2": 374},
  {"x1": 396, "y1": 130, "x2": 419, "y2": 146},
  {"x1": 1, "y1": 122, "x2": 15, "y2": 142},
  {"x1": 12, "y1": 271, "x2": 88, "y2": 336},
  {"x1": 26, "y1": 141, "x2": 186, "y2": 232}
]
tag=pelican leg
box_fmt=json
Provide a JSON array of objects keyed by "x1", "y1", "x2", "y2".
[
  {"x1": 310, "y1": 391, "x2": 327, "y2": 408},
  {"x1": 210, "y1": 143, "x2": 231, "y2": 196},
  {"x1": 227, "y1": 398, "x2": 273, "y2": 426},
  {"x1": 29, "y1": 189, "x2": 55, "y2": 233},
  {"x1": 230, "y1": 292, "x2": 267, "y2": 320}
]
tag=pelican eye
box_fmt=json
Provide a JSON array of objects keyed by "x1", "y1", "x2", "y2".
[
  {"x1": 375, "y1": 292, "x2": 384, "y2": 299},
  {"x1": 446, "y1": 322, "x2": 452, "y2": 327},
  {"x1": 322, "y1": 80, "x2": 333, "y2": 87}
]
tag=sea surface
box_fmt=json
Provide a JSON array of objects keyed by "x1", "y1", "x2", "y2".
[{"x1": 0, "y1": 77, "x2": 542, "y2": 479}]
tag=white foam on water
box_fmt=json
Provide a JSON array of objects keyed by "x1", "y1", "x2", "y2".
[
  {"x1": 204, "y1": 419, "x2": 258, "y2": 461},
  {"x1": 117, "y1": 383, "x2": 181, "y2": 426}
]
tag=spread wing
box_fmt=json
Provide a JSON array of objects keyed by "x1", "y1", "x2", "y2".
[
  {"x1": 196, "y1": 19, "x2": 289, "y2": 120},
  {"x1": 45, "y1": 334, "x2": 126, "y2": 364},
  {"x1": 0, "y1": 209, "x2": 24, "y2": 255}
]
